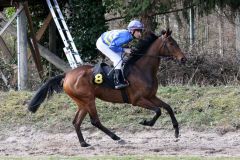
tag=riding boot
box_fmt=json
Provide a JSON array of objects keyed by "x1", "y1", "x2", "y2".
[{"x1": 114, "y1": 69, "x2": 128, "y2": 89}]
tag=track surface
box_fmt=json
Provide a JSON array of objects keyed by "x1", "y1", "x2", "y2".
[{"x1": 0, "y1": 126, "x2": 239, "y2": 157}]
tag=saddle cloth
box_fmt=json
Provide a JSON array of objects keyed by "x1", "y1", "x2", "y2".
[{"x1": 92, "y1": 63, "x2": 127, "y2": 89}]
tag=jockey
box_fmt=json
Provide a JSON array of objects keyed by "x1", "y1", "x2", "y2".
[{"x1": 96, "y1": 20, "x2": 144, "y2": 89}]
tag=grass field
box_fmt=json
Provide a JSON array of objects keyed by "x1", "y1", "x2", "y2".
[{"x1": 0, "y1": 85, "x2": 239, "y2": 131}]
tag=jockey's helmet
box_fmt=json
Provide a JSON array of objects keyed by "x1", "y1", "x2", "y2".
[{"x1": 127, "y1": 20, "x2": 144, "y2": 32}]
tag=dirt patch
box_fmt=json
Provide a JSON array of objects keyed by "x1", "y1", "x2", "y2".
[{"x1": 0, "y1": 126, "x2": 239, "y2": 157}]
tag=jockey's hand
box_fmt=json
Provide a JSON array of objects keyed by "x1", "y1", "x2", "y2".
[{"x1": 123, "y1": 48, "x2": 132, "y2": 56}]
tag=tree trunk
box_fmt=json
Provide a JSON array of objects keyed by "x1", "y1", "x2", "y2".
[
  {"x1": 189, "y1": 7, "x2": 195, "y2": 46},
  {"x1": 218, "y1": 7, "x2": 224, "y2": 56},
  {"x1": 174, "y1": 12, "x2": 182, "y2": 41},
  {"x1": 236, "y1": 9, "x2": 240, "y2": 62},
  {"x1": 142, "y1": 14, "x2": 156, "y2": 33},
  {"x1": 205, "y1": 15, "x2": 209, "y2": 43},
  {"x1": 141, "y1": 2, "x2": 156, "y2": 34}
]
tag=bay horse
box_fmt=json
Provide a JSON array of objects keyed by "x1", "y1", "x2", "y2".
[{"x1": 28, "y1": 29, "x2": 187, "y2": 147}]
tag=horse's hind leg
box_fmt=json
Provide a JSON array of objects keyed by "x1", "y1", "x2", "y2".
[
  {"x1": 87, "y1": 100, "x2": 121, "y2": 141},
  {"x1": 72, "y1": 108, "x2": 89, "y2": 147}
]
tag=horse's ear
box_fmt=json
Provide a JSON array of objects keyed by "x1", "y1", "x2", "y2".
[
  {"x1": 166, "y1": 28, "x2": 172, "y2": 36},
  {"x1": 161, "y1": 29, "x2": 166, "y2": 35}
]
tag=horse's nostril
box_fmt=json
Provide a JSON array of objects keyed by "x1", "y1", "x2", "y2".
[{"x1": 181, "y1": 57, "x2": 187, "y2": 63}]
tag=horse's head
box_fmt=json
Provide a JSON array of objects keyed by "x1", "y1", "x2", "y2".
[{"x1": 159, "y1": 29, "x2": 187, "y2": 64}]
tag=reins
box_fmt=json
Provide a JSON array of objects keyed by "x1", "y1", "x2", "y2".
[
  {"x1": 131, "y1": 36, "x2": 171, "y2": 59},
  {"x1": 130, "y1": 53, "x2": 165, "y2": 59}
]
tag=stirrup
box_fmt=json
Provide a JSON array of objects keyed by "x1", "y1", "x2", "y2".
[
  {"x1": 115, "y1": 82, "x2": 128, "y2": 89},
  {"x1": 115, "y1": 80, "x2": 129, "y2": 89}
]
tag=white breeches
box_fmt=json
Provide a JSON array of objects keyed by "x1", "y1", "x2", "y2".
[{"x1": 96, "y1": 37, "x2": 123, "y2": 69}]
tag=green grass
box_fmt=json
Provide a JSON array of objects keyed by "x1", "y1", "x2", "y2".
[
  {"x1": 0, "y1": 85, "x2": 240, "y2": 132},
  {"x1": 0, "y1": 156, "x2": 239, "y2": 160},
  {"x1": 157, "y1": 86, "x2": 240, "y2": 130}
]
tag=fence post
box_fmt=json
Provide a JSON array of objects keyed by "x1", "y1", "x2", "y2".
[{"x1": 17, "y1": 3, "x2": 28, "y2": 90}]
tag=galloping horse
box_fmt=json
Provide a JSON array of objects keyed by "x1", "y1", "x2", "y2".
[{"x1": 28, "y1": 29, "x2": 187, "y2": 147}]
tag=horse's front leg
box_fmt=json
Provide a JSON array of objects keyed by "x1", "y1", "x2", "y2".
[
  {"x1": 135, "y1": 98, "x2": 162, "y2": 127},
  {"x1": 151, "y1": 96, "x2": 179, "y2": 138}
]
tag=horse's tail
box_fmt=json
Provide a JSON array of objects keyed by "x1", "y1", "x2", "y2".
[{"x1": 28, "y1": 74, "x2": 65, "y2": 113}]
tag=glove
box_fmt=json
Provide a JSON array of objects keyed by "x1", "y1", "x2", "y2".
[{"x1": 123, "y1": 48, "x2": 132, "y2": 55}]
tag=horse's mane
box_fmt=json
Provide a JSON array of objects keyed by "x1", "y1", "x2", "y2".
[{"x1": 124, "y1": 32, "x2": 158, "y2": 72}]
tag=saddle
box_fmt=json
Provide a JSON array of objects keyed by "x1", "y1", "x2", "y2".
[
  {"x1": 92, "y1": 63, "x2": 128, "y2": 89},
  {"x1": 93, "y1": 62, "x2": 130, "y2": 103}
]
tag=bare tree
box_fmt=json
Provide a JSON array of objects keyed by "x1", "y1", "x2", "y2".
[{"x1": 236, "y1": 9, "x2": 240, "y2": 61}]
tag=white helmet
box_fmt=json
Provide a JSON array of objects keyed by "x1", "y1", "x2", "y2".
[{"x1": 127, "y1": 20, "x2": 144, "y2": 32}]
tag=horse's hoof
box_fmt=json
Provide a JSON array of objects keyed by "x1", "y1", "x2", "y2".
[
  {"x1": 139, "y1": 120, "x2": 154, "y2": 126},
  {"x1": 175, "y1": 130, "x2": 179, "y2": 138},
  {"x1": 80, "y1": 142, "x2": 91, "y2": 147},
  {"x1": 139, "y1": 119, "x2": 147, "y2": 125},
  {"x1": 112, "y1": 135, "x2": 121, "y2": 140}
]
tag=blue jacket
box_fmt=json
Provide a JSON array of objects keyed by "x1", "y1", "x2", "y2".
[{"x1": 101, "y1": 29, "x2": 133, "y2": 53}]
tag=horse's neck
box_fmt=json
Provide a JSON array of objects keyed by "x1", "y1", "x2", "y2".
[{"x1": 135, "y1": 38, "x2": 162, "y2": 76}]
